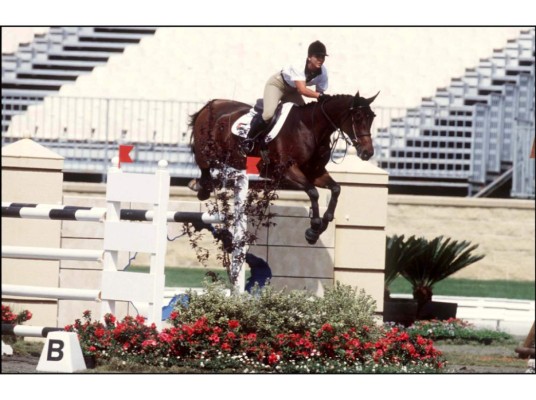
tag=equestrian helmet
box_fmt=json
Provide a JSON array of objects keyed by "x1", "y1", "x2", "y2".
[{"x1": 308, "y1": 40, "x2": 328, "y2": 57}]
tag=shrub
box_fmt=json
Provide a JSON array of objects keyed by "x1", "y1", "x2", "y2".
[
  {"x1": 2, "y1": 304, "x2": 33, "y2": 345},
  {"x1": 172, "y1": 281, "x2": 378, "y2": 340},
  {"x1": 2, "y1": 304, "x2": 32, "y2": 325},
  {"x1": 403, "y1": 318, "x2": 512, "y2": 344}
]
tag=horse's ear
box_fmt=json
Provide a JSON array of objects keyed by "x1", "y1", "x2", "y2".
[
  {"x1": 366, "y1": 91, "x2": 380, "y2": 105},
  {"x1": 355, "y1": 91, "x2": 360, "y2": 98}
]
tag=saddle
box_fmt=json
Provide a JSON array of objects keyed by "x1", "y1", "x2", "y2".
[{"x1": 232, "y1": 100, "x2": 293, "y2": 143}]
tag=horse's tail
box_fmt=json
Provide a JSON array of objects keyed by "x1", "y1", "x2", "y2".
[{"x1": 188, "y1": 100, "x2": 215, "y2": 150}]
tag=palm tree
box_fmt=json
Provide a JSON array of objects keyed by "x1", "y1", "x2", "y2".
[
  {"x1": 399, "y1": 236, "x2": 485, "y2": 310},
  {"x1": 384, "y1": 234, "x2": 421, "y2": 299}
]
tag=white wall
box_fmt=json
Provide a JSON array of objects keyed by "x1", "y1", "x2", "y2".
[
  {"x1": 48, "y1": 27, "x2": 531, "y2": 108},
  {"x1": 1, "y1": 27, "x2": 49, "y2": 53}
]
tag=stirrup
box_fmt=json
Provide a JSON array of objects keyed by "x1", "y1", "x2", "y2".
[{"x1": 241, "y1": 139, "x2": 255, "y2": 154}]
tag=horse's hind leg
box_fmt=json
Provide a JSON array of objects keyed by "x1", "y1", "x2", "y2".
[{"x1": 197, "y1": 168, "x2": 213, "y2": 201}]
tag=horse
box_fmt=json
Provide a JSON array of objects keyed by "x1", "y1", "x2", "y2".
[{"x1": 188, "y1": 91, "x2": 378, "y2": 245}]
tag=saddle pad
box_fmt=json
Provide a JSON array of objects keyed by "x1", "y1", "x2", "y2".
[{"x1": 231, "y1": 102, "x2": 295, "y2": 143}]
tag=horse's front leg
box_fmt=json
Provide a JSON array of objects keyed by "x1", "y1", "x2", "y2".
[
  {"x1": 312, "y1": 172, "x2": 341, "y2": 233},
  {"x1": 282, "y1": 165, "x2": 323, "y2": 245}
]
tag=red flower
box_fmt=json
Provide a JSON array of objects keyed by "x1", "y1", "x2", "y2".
[
  {"x1": 94, "y1": 328, "x2": 105, "y2": 338},
  {"x1": 416, "y1": 336, "x2": 427, "y2": 346},
  {"x1": 226, "y1": 332, "x2": 236, "y2": 341},
  {"x1": 268, "y1": 352, "x2": 279, "y2": 365},
  {"x1": 104, "y1": 314, "x2": 116, "y2": 324},
  {"x1": 228, "y1": 320, "x2": 240, "y2": 329},
  {"x1": 374, "y1": 349, "x2": 384, "y2": 361},
  {"x1": 142, "y1": 339, "x2": 157, "y2": 348},
  {"x1": 221, "y1": 342, "x2": 231, "y2": 351},
  {"x1": 244, "y1": 333, "x2": 257, "y2": 341},
  {"x1": 320, "y1": 323, "x2": 333, "y2": 332},
  {"x1": 169, "y1": 311, "x2": 179, "y2": 320},
  {"x1": 209, "y1": 333, "x2": 220, "y2": 344},
  {"x1": 158, "y1": 332, "x2": 172, "y2": 343}
]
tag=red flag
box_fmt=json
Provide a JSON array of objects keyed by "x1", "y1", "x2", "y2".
[
  {"x1": 246, "y1": 156, "x2": 261, "y2": 174},
  {"x1": 119, "y1": 145, "x2": 134, "y2": 167}
]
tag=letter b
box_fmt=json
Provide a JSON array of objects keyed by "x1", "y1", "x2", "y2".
[{"x1": 47, "y1": 339, "x2": 65, "y2": 361}]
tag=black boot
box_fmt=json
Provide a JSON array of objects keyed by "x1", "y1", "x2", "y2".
[
  {"x1": 242, "y1": 114, "x2": 268, "y2": 153},
  {"x1": 247, "y1": 113, "x2": 268, "y2": 140}
]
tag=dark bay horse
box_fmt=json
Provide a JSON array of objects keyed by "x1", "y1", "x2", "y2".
[{"x1": 189, "y1": 91, "x2": 378, "y2": 244}]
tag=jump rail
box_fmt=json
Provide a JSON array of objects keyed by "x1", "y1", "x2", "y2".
[
  {"x1": 2, "y1": 284, "x2": 101, "y2": 301},
  {"x1": 2, "y1": 323, "x2": 64, "y2": 338},
  {"x1": 1, "y1": 202, "x2": 224, "y2": 224}
]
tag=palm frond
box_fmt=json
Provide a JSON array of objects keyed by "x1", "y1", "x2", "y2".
[{"x1": 398, "y1": 236, "x2": 485, "y2": 294}]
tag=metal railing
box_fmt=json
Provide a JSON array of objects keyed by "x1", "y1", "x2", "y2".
[
  {"x1": 1, "y1": 95, "x2": 405, "y2": 176},
  {"x1": 2, "y1": 95, "x2": 535, "y2": 198}
]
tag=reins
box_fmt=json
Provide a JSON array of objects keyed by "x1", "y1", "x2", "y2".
[{"x1": 319, "y1": 99, "x2": 371, "y2": 163}]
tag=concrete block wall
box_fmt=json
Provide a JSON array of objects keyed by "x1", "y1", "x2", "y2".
[
  {"x1": 1, "y1": 139, "x2": 64, "y2": 329},
  {"x1": 387, "y1": 195, "x2": 535, "y2": 281},
  {"x1": 329, "y1": 158, "x2": 389, "y2": 312}
]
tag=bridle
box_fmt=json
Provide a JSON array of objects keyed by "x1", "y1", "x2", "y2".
[{"x1": 319, "y1": 100, "x2": 373, "y2": 148}]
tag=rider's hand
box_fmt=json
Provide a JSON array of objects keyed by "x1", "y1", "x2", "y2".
[{"x1": 318, "y1": 93, "x2": 331, "y2": 102}]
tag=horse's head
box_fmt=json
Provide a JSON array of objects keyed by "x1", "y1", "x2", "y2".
[{"x1": 341, "y1": 91, "x2": 378, "y2": 161}]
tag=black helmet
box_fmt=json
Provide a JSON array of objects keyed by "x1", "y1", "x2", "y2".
[{"x1": 308, "y1": 40, "x2": 328, "y2": 57}]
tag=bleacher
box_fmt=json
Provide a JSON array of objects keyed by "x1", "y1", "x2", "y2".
[
  {"x1": 2, "y1": 27, "x2": 157, "y2": 135},
  {"x1": 374, "y1": 29, "x2": 535, "y2": 198}
]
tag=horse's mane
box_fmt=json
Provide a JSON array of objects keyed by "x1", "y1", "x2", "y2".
[{"x1": 298, "y1": 94, "x2": 353, "y2": 110}]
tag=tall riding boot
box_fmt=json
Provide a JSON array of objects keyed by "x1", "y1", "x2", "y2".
[{"x1": 247, "y1": 113, "x2": 268, "y2": 140}]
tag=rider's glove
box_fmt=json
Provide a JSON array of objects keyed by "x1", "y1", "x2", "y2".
[{"x1": 318, "y1": 93, "x2": 331, "y2": 102}]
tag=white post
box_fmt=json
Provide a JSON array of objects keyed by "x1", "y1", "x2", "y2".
[
  {"x1": 100, "y1": 157, "x2": 170, "y2": 330},
  {"x1": 231, "y1": 169, "x2": 248, "y2": 293},
  {"x1": 147, "y1": 160, "x2": 170, "y2": 329},
  {"x1": 100, "y1": 157, "x2": 122, "y2": 319}
]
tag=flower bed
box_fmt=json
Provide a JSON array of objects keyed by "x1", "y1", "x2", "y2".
[
  {"x1": 64, "y1": 283, "x2": 446, "y2": 373},
  {"x1": 65, "y1": 311, "x2": 444, "y2": 373}
]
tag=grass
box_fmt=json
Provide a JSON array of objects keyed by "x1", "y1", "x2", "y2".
[
  {"x1": 388, "y1": 276, "x2": 535, "y2": 300},
  {"x1": 127, "y1": 266, "x2": 250, "y2": 287},
  {"x1": 129, "y1": 266, "x2": 535, "y2": 300}
]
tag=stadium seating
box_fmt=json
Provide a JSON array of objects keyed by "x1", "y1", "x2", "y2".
[
  {"x1": 374, "y1": 29, "x2": 535, "y2": 198},
  {"x1": 2, "y1": 27, "x2": 157, "y2": 134}
]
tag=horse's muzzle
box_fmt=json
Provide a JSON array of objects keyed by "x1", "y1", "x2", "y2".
[{"x1": 357, "y1": 148, "x2": 373, "y2": 161}]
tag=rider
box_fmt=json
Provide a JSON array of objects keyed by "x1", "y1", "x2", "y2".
[{"x1": 246, "y1": 40, "x2": 330, "y2": 143}]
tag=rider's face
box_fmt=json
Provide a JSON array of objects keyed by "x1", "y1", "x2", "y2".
[{"x1": 308, "y1": 54, "x2": 325, "y2": 70}]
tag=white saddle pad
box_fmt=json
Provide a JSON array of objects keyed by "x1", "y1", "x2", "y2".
[{"x1": 231, "y1": 102, "x2": 295, "y2": 143}]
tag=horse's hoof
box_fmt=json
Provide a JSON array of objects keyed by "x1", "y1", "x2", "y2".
[
  {"x1": 187, "y1": 179, "x2": 200, "y2": 192},
  {"x1": 305, "y1": 228, "x2": 319, "y2": 245},
  {"x1": 197, "y1": 189, "x2": 211, "y2": 201}
]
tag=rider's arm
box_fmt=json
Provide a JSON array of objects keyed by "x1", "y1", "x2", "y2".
[{"x1": 294, "y1": 80, "x2": 321, "y2": 99}]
